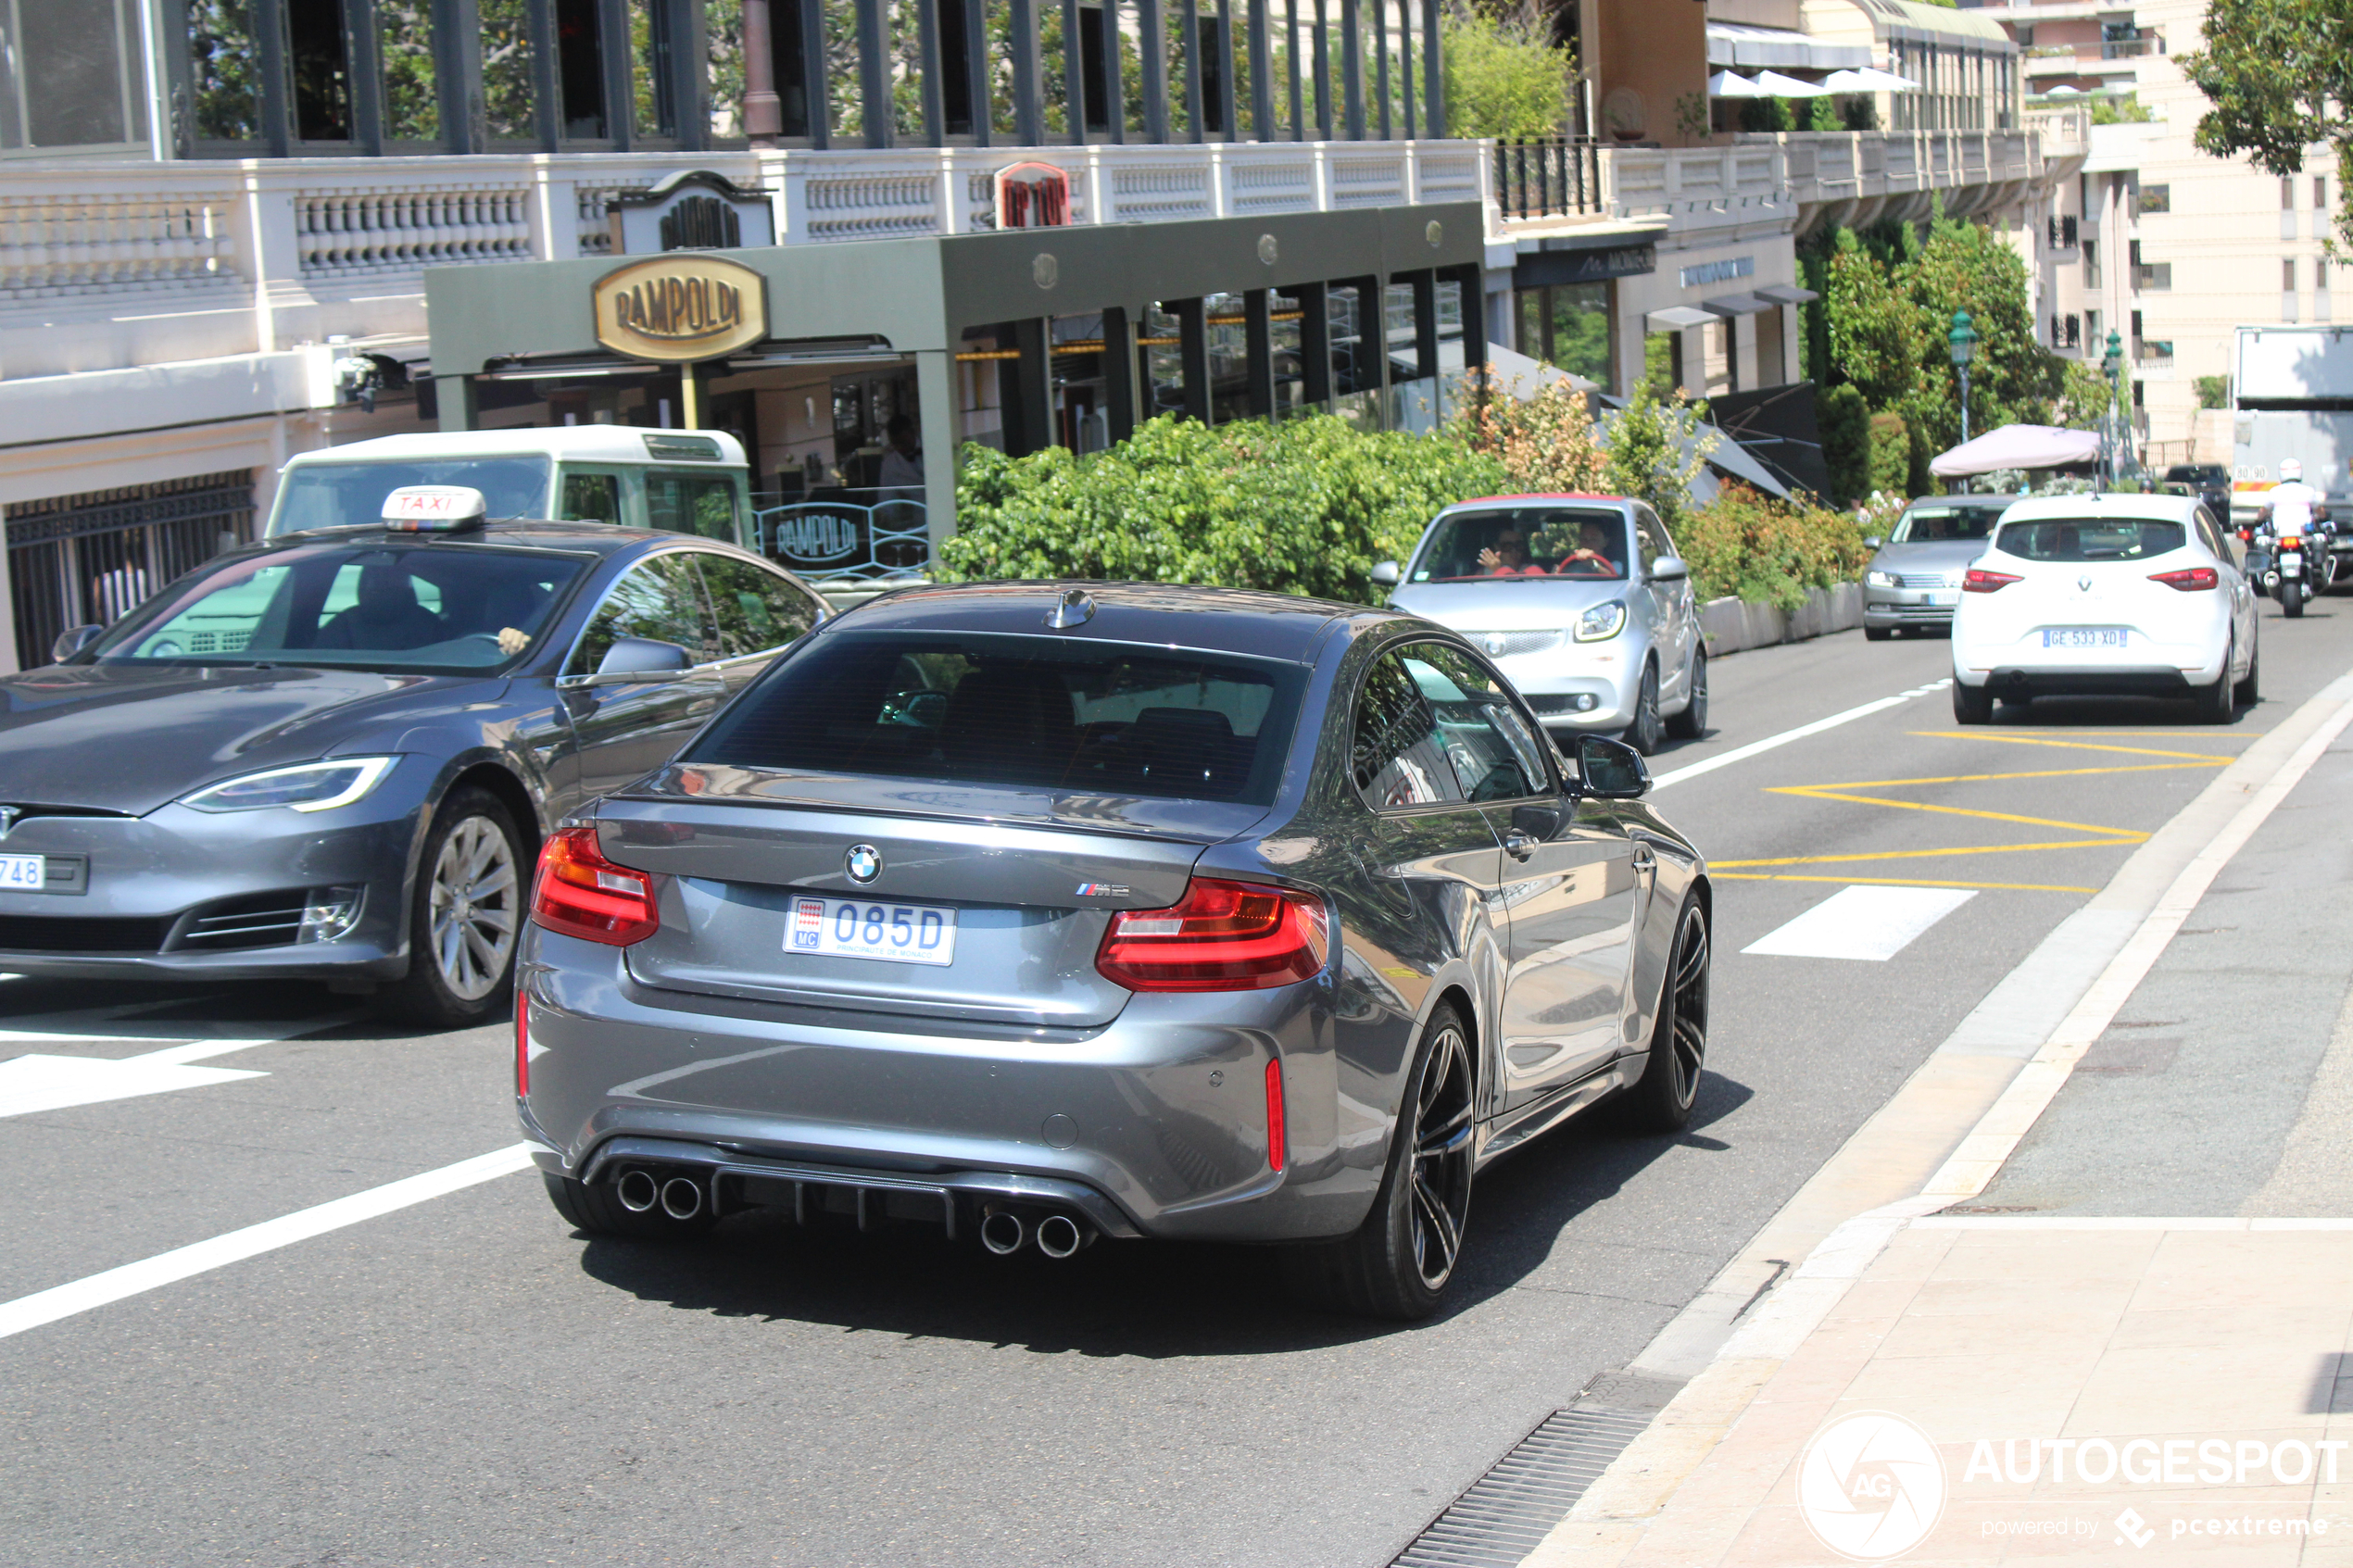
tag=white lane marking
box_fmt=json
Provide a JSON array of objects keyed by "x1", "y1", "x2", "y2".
[
  {"x1": 0, "y1": 1054, "x2": 266, "y2": 1118},
  {"x1": 0, "y1": 1013, "x2": 360, "y2": 1117},
  {"x1": 0, "y1": 1144, "x2": 535, "y2": 1344},
  {"x1": 1742, "y1": 884, "x2": 1977, "y2": 961},
  {"x1": 1651, "y1": 680, "x2": 1952, "y2": 794}
]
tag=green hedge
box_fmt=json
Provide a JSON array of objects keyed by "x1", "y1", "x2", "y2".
[
  {"x1": 941, "y1": 413, "x2": 1505, "y2": 605},
  {"x1": 1678, "y1": 482, "x2": 1874, "y2": 611}
]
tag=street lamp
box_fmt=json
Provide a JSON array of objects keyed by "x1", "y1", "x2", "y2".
[
  {"x1": 2101, "y1": 328, "x2": 2125, "y2": 485},
  {"x1": 1947, "y1": 308, "x2": 1980, "y2": 446}
]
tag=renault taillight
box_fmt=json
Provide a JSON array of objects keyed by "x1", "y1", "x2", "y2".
[
  {"x1": 530, "y1": 826, "x2": 660, "y2": 946},
  {"x1": 1962, "y1": 568, "x2": 2022, "y2": 593},
  {"x1": 1095, "y1": 878, "x2": 1329, "y2": 992},
  {"x1": 2148, "y1": 566, "x2": 2220, "y2": 591}
]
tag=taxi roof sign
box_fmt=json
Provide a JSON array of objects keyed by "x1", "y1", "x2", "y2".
[{"x1": 381, "y1": 484, "x2": 488, "y2": 532}]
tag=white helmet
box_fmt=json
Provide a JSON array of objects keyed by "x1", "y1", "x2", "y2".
[{"x1": 2281, "y1": 458, "x2": 2305, "y2": 482}]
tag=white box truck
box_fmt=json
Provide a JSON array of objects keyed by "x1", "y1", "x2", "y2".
[{"x1": 2232, "y1": 324, "x2": 2353, "y2": 571}]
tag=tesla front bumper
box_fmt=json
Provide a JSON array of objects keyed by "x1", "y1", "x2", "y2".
[
  {"x1": 517, "y1": 928, "x2": 1374, "y2": 1244},
  {"x1": 0, "y1": 786, "x2": 426, "y2": 981}
]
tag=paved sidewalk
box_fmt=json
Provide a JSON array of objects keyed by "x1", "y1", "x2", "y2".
[{"x1": 1532, "y1": 1218, "x2": 2353, "y2": 1565}]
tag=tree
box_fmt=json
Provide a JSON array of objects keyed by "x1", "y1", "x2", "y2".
[
  {"x1": 1818, "y1": 383, "x2": 1871, "y2": 505},
  {"x1": 1441, "y1": 4, "x2": 1572, "y2": 139},
  {"x1": 1602, "y1": 380, "x2": 1715, "y2": 531},
  {"x1": 2181, "y1": 0, "x2": 2353, "y2": 250},
  {"x1": 1901, "y1": 211, "x2": 2068, "y2": 449},
  {"x1": 1825, "y1": 229, "x2": 1929, "y2": 411}
]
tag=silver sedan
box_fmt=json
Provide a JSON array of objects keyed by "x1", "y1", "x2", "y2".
[{"x1": 1377, "y1": 495, "x2": 1705, "y2": 754}]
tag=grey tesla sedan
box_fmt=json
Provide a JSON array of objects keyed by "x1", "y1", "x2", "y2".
[
  {"x1": 0, "y1": 502, "x2": 826, "y2": 1025},
  {"x1": 519, "y1": 582, "x2": 1712, "y2": 1319},
  {"x1": 1862, "y1": 494, "x2": 2015, "y2": 638}
]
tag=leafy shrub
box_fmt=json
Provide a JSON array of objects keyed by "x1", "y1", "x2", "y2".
[
  {"x1": 1450, "y1": 370, "x2": 1610, "y2": 495},
  {"x1": 1441, "y1": 7, "x2": 1571, "y2": 139},
  {"x1": 1678, "y1": 483, "x2": 1874, "y2": 611},
  {"x1": 1818, "y1": 383, "x2": 1871, "y2": 505},
  {"x1": 941, "y1": 414, "x2": 1504, "y2": 605},
  {"x1": 1867, "y1": 410, "x2": 1910, "y2": 496},
  {"x1": 2196, "y1": 374, "x2": 2230, "y2": 410},
  {"x1": 1601, "y1": 378, "x2": 1715, "y2": 532}
]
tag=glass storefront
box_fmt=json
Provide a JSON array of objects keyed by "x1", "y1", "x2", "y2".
[{"x1": 1514, "y1": 281, "x2": 1614, "y2": 391}]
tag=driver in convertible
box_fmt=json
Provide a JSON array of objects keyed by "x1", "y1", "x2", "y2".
[{"x1": 1474, "y1": 530, "x2": 1548, "y2": 576}]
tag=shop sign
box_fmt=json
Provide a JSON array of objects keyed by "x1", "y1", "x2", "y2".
[{"x1": 593, "y1": 254, "x2": 768, "y2": 363}]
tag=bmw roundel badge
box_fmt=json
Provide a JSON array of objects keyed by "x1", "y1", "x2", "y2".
[{"x1": 846, "y1": 844, "x2": 883, "y2": 884}]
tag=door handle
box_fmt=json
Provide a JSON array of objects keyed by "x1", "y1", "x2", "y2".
[
  {"x1": 1504, "y1": 831, "x2": 1537, "y2": 861},
  {"x1": 1632, "y1": 844, "x2": 1656, "y2": 871}
]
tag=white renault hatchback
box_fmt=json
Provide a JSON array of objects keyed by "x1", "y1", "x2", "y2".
[{"x1": 1950, "y1": 493, "x2": 2258, "y2": 723}]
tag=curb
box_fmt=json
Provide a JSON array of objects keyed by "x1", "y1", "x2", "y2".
[
  {"x1": 1523, "y1": 662, "x2": 2353, "y2": 1567},
  {"x1": 1699, "y1": 584, "x2": 1864, "y2": 660}
]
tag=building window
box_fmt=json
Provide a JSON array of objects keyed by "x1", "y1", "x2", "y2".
[
  {"x1": 2063, "y1": 314, "x2": 2081, "y2": 349},
  {"x1": 380, "y1": 3, "x2": 441, "y2": 143},
  {"x1": 289, "y1": 0, "x2": 354, "y2": 142},
  {"x1": 2319, "y1": 176, "x2": 2331, "y2": 212},
  {"x1": 1515, "y1": 282, "x2": 1614, "y2": 393},
  {"x1": 190, "y1": 0, "x2": 266, "y2": 144},
  {"x1": 2284, "y1": 175, "x2": 2296, "y2": 209},
  {"x1": 483, "y1": 0, "x2": 538, "y2": 141},
  {"x1": 2139, "y1": 184, "x2": 2171, "y2": 215},
  {"x1": 2285, "y1": 258, "x2": 2298, "y2": 290},
  {"x1": 0, "y1": 0, "x2": 152, "y2": 153},
  {"x1": 631, "y1": 0, "x2": 677, "y2": 139}
]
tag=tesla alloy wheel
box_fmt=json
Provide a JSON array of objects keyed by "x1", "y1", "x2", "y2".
[
  {"x1": 1616, "y1": 892, "x2": 1710, "y2": 1135},
  {"x1": 1285, "y1": 1003, "x2": 1476, "y2": 1321},
  {"x1": 390, "y1": 786, "x2": 524, "y2": 1028}
]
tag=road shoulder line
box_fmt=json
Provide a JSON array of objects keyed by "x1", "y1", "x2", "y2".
[{"x1": 1524, "y1": 668, "x2": 2353, "y2": 1567}]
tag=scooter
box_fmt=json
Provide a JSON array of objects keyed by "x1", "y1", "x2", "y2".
[{"x1": 2246, "y1": 518, "x2": 2335, "y2": 617}]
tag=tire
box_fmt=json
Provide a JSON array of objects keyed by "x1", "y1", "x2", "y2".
[
  {"x1": 543, "y1": 1173, "x2": 717, "y2": 1240},
  {"x1": 2234, "y1": 641, "x2": 2260, "y2": 708},
  {"x1": 1952, "y1": 680, "x2": 1994, "y2": 724},
  {"x1": 2193, "y1": 637, "x2": 2234, "y2": 723},
  {"x1": 1613, "y1": 893, "x2": 1710, "y2": 1135},
  {"x1": 1665, "y1": 649, "x2": 1707, "y2": 740},
  {"x1": 385, "y1": 786, "x2": 526, "y2": 1029},
  {"x1": 1864, "y1": 625, "x2": 1893, "y2": 642},
  {"x1": 1283, "y1": 1004, "x2": 1476, "y2": 1321},
  {"x1": 2284, "y1": 580, "x2": 2307, "y2": 618},
  {"x1": 1623, "y1": 660, "x2": 1664, "y2": 756}
]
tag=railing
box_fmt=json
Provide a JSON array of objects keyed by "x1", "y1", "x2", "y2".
[
  {"x1": 1492, "y1": 139, "x2": 1604, "y2": 220},
  {"x1": 2102, "y1": 36, "x2": 2158, "y2": 58},
  {"x1": 0, "y1": 141, "x2": 1491, "y2": 382}
]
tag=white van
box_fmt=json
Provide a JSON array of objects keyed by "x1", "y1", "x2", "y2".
[{"x1": 265, "y1": 428, "x2": 753, "y2": 545}]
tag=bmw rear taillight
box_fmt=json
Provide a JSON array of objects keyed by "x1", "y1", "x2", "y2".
[
  {"x1": 530, "y1": 826, "x2": 660, "y2": 946},
  {"x1": 1094, "y1": 878, "x2": 1329, "y2": 992},
  {"x1": 514, "y1": 990, "x2": 530, "y2": 1095},
  {"x1": 1265, "y1": 1059, "x2": 1287, "y2": 1173},
  {"x1": 1962, "y1": 568, "x2": 2022, "y2": 594},
  {"x1": 2149, "y1": 566, "x2": 2219, "y2": 591}
]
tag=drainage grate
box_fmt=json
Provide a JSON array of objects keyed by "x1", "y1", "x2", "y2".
[{"x1": 1388, "y1": 1404, "x2": 1655, "y2": 1568}]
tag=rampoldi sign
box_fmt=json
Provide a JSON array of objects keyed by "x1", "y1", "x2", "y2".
[{"x1": 592, "y1": 255, "x2": 768, "y2": 363}]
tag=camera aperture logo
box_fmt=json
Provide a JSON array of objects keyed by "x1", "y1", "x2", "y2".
[{"x1": 1799, "y1": 1411, "x2": 1948, "y2": 1561}]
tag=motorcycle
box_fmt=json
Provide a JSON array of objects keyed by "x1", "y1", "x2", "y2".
[{"x1": 2245, "y1": 517, "x2": 2336, "y2": 617}]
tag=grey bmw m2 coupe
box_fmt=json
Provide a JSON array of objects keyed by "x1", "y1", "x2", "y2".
[{"x1": 518, "y1": 582, "x2": 1712, "y2": 1318}]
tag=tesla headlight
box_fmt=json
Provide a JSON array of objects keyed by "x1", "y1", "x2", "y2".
[
  {"x1": 1866, "y1": 569, "x2": 1897, "y2": 588},
  {"x1": 181, "y1": 757, "x2": 399, "y2": 814},
  {"x1": 1573, "y1": 599, "x2": 1628, "y2": 642}
]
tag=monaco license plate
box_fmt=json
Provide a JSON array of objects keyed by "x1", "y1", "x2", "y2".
[
  {"x1": 2043, "y1": 628, "x2": 2129, "y2": 649},
  {"x1": 0, "y1": 854, "x2": 43, "y2": 890},
  {"x1": 787, "y1": 896, "x2": 957, "y2": 966},
  {"x1": 2283, "y1": 551, "x2": 2303, "y2": 570}
]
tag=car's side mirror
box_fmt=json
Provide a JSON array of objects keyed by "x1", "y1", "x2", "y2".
[
  {"x1": 1576, "y1": 735, "x2": 1651, "y2": 799},
  {"x1": 1370, "y1": 560, "x2": 1402, "y2": 587},
  {"x1": 1511, "y1": 800, "x2": 1565, "y2": 840},
  {"x1": 51, "y1": 624, "x2": 103, "y2": 662},
  {"x1": 594, "y1": 636, "x2": 693, "y2": 679},
  {"x1": 1649, "y1": 555, "x2": 1689, "y2": 583},
  {"x1": 1863, "y1": 535, "x2": 1884, "y2": 551}
]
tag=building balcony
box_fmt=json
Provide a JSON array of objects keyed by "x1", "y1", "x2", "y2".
[{"x1": 0, "y1": 140, "x2": 1487, "y2": 392}]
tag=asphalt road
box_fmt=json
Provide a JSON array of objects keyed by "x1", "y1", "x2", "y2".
[{"x1": 6, "y1": 597, "x2": 2352, "y2": 1568}]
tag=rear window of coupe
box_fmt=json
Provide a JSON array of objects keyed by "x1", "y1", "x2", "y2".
[
  {"x1": 1994, "y1": 519, "x2": 2187, "y2": 562},
  {"x1": 686, "y1": 632, "x2": 1307, "y2": 805}
]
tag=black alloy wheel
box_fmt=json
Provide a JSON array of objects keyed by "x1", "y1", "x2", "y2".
[
  {"x1": 1666, "y1": 649, "x2": 1708, "y2": 740},
  {"x1": 1624, "y1": 660, "x2": 1664, "y2": 756},
  {"x1": 1615, "y1": 893, "x2": 1710, "y2": 1134},
  {"x1": 1283, "y1": 1004, "x2": 1477, "y2": 1321}
]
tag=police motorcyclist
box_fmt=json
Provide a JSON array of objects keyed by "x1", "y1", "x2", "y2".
[{"x1": 2261, "y1": 457, "x2": 2328, "y2": 536}]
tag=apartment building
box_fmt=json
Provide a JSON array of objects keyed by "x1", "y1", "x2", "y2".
[{"x1": 1973, "y1": 0, "x2": 2336, "y2": 468}]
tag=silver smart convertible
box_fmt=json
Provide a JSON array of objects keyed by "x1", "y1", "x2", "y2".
[{"x1": 517, "y1": 582, "x2": 1712, "y2": 1319}]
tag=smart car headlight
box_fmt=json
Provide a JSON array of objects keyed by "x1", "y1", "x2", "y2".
[
  {"x1": 181, "y1": 757, "x2": 399, "y2": 814},
  {"x1": 1573, "y1": 599, "x2": 1628, "y2": 642}
]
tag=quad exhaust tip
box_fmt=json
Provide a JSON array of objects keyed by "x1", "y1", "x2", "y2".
[
  {"x1": 980, "y1": 1210, "x2": 1026, "y2": 1255},
  {"x1": 660, "y1": 1176, "x2": 705, "y2": 1222},
  {"x1": 615, "y1": 1168, "x2": 660, "y2": 1213},
  {"x1": 1036, "y1": 1213, "x2": 1086, "y2": 1259}
]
